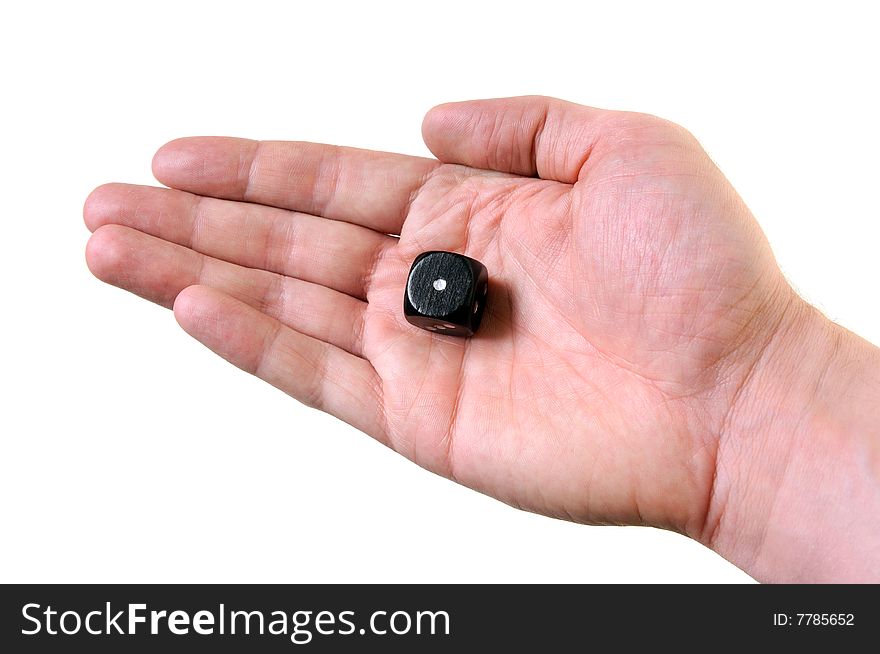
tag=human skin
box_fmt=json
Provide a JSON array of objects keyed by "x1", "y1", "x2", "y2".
[{"x1": 83, "y1": 96, "x2": 880, "y2": 582}]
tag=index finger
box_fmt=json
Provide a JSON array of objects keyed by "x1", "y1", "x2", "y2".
[{"x1": 152, "y1": 137, "x2": 440, "y2": 235}]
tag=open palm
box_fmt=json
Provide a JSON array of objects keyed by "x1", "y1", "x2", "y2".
[{"x1": 85, "y1": 96, "x2": 790, "y2": 540}]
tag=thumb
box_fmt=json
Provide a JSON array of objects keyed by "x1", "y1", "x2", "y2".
[{"x1": 421, "y1": 95, "x2": 612, "y2": 183}]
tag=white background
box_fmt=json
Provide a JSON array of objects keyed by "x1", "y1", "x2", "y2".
[{"x1": 1, "y1": 1, "x2": 877, "y2": 583}]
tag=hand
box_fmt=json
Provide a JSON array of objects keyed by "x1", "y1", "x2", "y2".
[{"x1": 85, "y1": 96, "x2": 880, "y2": 582}]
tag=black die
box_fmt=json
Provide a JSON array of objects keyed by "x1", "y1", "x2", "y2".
[{"x1": 403, "y1": 251, "x2": 489, "y2": 337}]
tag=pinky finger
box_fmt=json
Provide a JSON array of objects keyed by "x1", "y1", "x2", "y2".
[{"x1": 173, "y1": 285, "x2": 387, "y2": 444}]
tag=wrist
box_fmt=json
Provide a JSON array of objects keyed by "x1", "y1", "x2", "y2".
[{"x1": 702, "y1": 291, "x2": 880, "y2": 581}]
